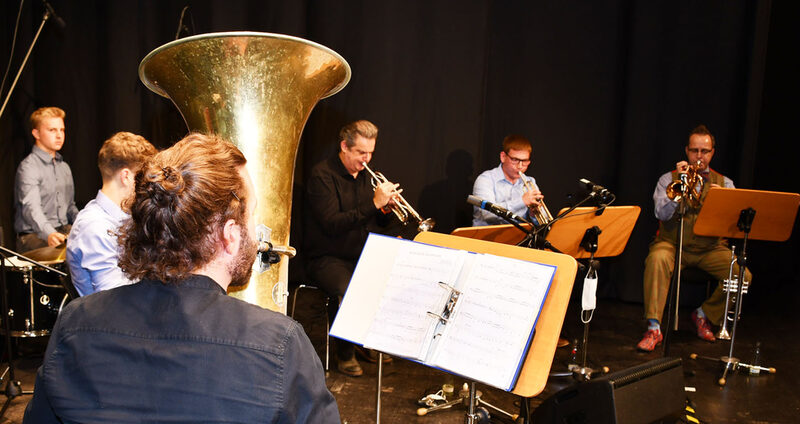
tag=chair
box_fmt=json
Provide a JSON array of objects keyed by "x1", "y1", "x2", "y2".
[{"x1": 290, "y1": 284, "x2": 330, "y2": 372}]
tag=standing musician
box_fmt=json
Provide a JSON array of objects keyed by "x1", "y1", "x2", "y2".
[
  {"x1": 14, "y1": 107, "x2": 79, "y2": 252},
  {"x1": 637, "y1": 124, "x2": 753, "y2": 352},
  {"x1": 66, "y1": 132, "x2": 157, "y2": 296},
  {"x1": 305, "y1": 119, "x2": 399, "y2": 377},
  {"x1": 472, "y1": 135, "x2": 546, "y2": 226},
  {"x1": 24, "y1": 133, "x2": 338, "y2": 423}
]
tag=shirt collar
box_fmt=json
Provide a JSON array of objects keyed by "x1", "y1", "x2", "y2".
[
  {"x1": 31, "y1": 144, "x2": 63, "y2": 163},
  {"x1": 491, "y1": 163, "x2": 522, "y2": 186},
  {"x1": 95, "y1": 190, "x2": 129, "y2": 222},
  {"x1": 143, "y1": 274, "x2": 227, "y2": 295}
]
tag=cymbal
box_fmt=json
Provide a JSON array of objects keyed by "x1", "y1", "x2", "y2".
[{"x1": 21, "y1": 244, "x2": 66, "y2": 263}]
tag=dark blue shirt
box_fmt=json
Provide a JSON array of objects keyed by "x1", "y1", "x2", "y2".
[{"x1": 23, "y1": 275, "x2": 340, "y2": 423}]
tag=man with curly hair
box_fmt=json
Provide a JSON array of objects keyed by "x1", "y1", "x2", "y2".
[{"x1": 24, "y1": 133, "x2": 339, "y2": 423}]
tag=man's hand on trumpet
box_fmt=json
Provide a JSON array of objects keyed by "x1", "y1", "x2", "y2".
[
  {"x1": 522, "y1": 188, "x2": 544, "y2": 210},
  {"x1": 373, "y1": 180, "x2": 401, "y2": 210}
]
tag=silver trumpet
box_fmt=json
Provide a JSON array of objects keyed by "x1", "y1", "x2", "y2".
[
  {"x1": 717, "y1": 245, "x2": 749, "y2": 340},
  {"x1": 519, "y1": 171, "x2": 553, "y2": 225},
  {"x1": 362, "y1": 162, "x2": 435, "y2": 232}
]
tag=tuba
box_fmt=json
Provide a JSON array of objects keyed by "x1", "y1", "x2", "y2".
[{"x1": 139, "y1": 32, "x2": 350, "y2": 313}]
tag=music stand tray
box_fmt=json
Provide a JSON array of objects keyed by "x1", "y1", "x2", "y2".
[
  {"x1": 691, "y1": 187, "x2": 799, "y2": 385},
  {"x1": 694, "y1": 187, "x2": 800, "y2": 241},
  {"x1": 451, "y1": 206, "x2": 640, "y2": 259}
]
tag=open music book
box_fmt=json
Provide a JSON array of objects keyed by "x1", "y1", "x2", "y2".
[{"x1": 330, "y1": 233, "x2": 556, "y2": 391}]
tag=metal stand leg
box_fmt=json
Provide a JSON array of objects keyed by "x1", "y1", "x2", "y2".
[{"x1": 376, "y1": 352, "x2": 383, "y2": 424}]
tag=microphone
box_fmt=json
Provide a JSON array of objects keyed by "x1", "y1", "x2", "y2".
[
  {"x1": 467, "y1": 195, "x2": 526, "y2": 223},
  {"x1": 579, "y1": 178, "x2": 614, "y2": 203},
  {"x1": 42, "y1": 0, "x2": 66, "y2": 29}
]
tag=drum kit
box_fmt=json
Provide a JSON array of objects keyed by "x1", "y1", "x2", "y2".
[{"x1": 0, "y1": 244, "x2": 72, "y2": 338}]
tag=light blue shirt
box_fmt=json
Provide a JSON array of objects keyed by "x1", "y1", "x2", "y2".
[
  {"x1": 66, "y1": 190, "x2": 133, "y2": 296},
  {"x1": 653, "y1": 170, "x2": 734, "y2": 221},
  {"x1": 471, "y1": 164, "x2": 540, "y2": 226}
]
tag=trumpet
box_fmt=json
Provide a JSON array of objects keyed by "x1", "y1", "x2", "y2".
[
  {"x1": 362, "y1": 162, "x2": 435, "y2": 232},
  {"x1": 716, "y1": 245, "x2": 749, "y2": 340},
  {"x1": 519, "y1": 171, "x2": 553, "y2": 225},
  {"x1": 666, "y1": 160, "x2": 704, "y2": 208}
]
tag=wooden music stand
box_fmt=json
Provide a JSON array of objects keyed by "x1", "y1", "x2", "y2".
[
  {"x1": 450, "y1": 206, "x2": 641, "y2": 258},
  {"x1": 414, "y1": 231, "x2": 578, "y2": 399},
  {"x1": 690, "y1": 187, "x2": 800, "y2": 385},
  {"x1": 451, "y1": 207, "x2": 640, "y2": 383}
]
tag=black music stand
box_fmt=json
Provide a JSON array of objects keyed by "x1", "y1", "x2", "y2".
[
  {"x1": 687, "y1": 188, "x2": 800, "y2": 385},
  {"x1": 0, "y1": 245, "x2": 69, "y2": 418}
]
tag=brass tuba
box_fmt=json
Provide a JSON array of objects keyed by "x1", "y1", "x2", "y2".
[{"x1": 139, "y1": 32, "x2": 350, "y2": 313}]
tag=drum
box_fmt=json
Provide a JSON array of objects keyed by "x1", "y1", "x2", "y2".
[{"x1": 1, "y1": 260, "x2": 69, "y2": 337}]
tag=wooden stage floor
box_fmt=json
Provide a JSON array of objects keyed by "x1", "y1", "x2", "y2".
[{"x1": 1, "y1": 284, "x2": 797, "y2": 423}]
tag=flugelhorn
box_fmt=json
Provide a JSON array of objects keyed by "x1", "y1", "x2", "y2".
[
  {"x1": 361, "y1": 162, "x2": 435, "y2": 232},
  {"x1": 519, "y1": 171, "x2": 553, "y2": 225},
  {"x1": 666, "y1": 160, "x2": 704, "y2": 208}
]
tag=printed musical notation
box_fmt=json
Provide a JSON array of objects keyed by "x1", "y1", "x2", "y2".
[{"x1": 330, "y1": 233, "x2": 556, "y2": 391}]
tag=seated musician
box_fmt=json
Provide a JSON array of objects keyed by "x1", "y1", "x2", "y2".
[
  {"x1": 637, "y1": 124, "x2": 753, "y2": 352},
  {"x1": 14, "y1": 107, "x2": 79, "y2": 252},
  {"x1": 304, "y1": 120, "x2": 399, "y2": 377},
  {"x1": 471, "y1": 135, "x2": 545, "y2": 226},
  {"x1": 24, "y1": 133, "x2": 339, "y2": 423},
  {"x1": 66, "y1": 132, "x2": 157, "y2": 296}
]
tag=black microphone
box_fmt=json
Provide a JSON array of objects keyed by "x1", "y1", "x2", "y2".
[
  {"x1": 579, "y1": 178, "x2": 613, "y2": 203},
  {"x1": 42, "y1": 0, "x2": 66, "y2": 29},
  {"x1": 467, "y1": 195, "x2": 526, "y2": 222}
]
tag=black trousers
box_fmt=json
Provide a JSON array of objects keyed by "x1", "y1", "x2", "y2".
[{"x1": 306, "y1": 255, "x2": 356, "y2": 361}]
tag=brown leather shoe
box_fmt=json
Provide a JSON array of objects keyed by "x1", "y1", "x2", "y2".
[
  {"x1": 557, "y1": 337, "x2": 569, "y2": 348},
  {"x1": 337, "y1": 357, "x2": 363, "y2": 377}
]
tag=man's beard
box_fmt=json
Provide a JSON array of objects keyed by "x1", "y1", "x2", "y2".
[{"x1": 228, "y1": 227, "x2": 258, "y2": 288}]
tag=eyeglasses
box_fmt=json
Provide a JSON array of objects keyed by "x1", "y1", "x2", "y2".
[
  {"x1": 687, "y1": 148, "x2": 713, "y2": 155},
  {"x1": 506, "y1": 155, "x2": 531, "y2": 166}
]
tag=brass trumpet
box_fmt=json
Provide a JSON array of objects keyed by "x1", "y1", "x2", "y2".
[
  {"x1": 362, "y1": 162, "x2": 435, "y2": 232},
  {"x1": 519, "y1": 171, "x2": 553, "y2": 225},
  {"x1": 666, "y1": 160, "x2": 704, "y2": 208}
]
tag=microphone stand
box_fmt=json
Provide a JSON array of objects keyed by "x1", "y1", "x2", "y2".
[
  {"x1": 662, "y1": 199, "x2": 686, "y2": 357},
  {"x1": 517, "y1": 191, "x2": 606, "y2": 253},
  {"x1": 0, "y1": 7, "x2": 56, "y2": 120}
]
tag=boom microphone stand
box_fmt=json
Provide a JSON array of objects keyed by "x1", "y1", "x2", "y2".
[{"x1": 0, "y1": 3, "x2": 62, "y2": 120}]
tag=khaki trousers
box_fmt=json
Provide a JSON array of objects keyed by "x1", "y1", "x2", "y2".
[{"x1": 643, "y1": 241, "x2": 752, "y2": 325}]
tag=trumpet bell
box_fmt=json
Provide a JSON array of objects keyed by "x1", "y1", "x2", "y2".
[{"x1": 139, "y1": 32, "x2": 350, "y2": 312}]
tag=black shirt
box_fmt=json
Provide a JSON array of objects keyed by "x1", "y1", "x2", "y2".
[
  {"x1": 23, "y1": 275, "x2": 339, "y2": 424},
  {"x1": 304, "y1": 154, "x2": 393, "y2": 261}
]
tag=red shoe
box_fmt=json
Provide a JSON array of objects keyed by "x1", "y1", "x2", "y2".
[
  {"x1": 636, "y1": 329, "x2": 663, "y2": 352},
  {"x1": 691, "y1": 310, "x2": 716, "y2": 342}
]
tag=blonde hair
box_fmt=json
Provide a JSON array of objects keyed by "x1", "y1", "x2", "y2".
[{"x1": 29, "y1": 107, "x2": 65, "y2": 129}]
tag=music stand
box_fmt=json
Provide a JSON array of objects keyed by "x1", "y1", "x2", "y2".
[
  {"x1": 453, "y1": 206, "x2": 640, "y2": 381},
  {"x1": 689, "y1": 188, "x2": 800, "y2": 385}
]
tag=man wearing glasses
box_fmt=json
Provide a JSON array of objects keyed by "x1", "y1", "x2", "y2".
[
  {"x1": 471, "y1": 134, "x2": 544, "y2": 226},
  {"x1": 637, "y1": 124, "x2": 752, "y2": 352}
]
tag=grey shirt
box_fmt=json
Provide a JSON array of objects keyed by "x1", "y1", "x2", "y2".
[{"x1": 14, "y1": 145, "x2": 79, "y2": 240}]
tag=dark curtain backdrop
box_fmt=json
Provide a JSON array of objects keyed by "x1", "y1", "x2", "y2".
[{"x1": 2, "y1": 1, "x2": 798, "y2": 309}]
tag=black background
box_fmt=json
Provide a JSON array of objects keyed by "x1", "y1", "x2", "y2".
[{"x1": 1, "y1": 1, "x2": 797, "y2": 311}]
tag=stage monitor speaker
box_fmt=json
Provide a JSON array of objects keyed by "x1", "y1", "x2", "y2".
[{"x1": 533, "y1": 357, "x2": 684, "y2": 423}]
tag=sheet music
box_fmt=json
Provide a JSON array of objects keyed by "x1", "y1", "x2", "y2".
[
  {"x1": 428, "y1": 253, "x2": 555, "y2": 390},
  {"x1": 362, "y1": 243, "x2": 467, "y2": 359}
]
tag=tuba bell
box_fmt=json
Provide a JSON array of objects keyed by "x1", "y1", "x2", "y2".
[{"x1": 139, "y1": 32, "x2": 350, "y2": 313}]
